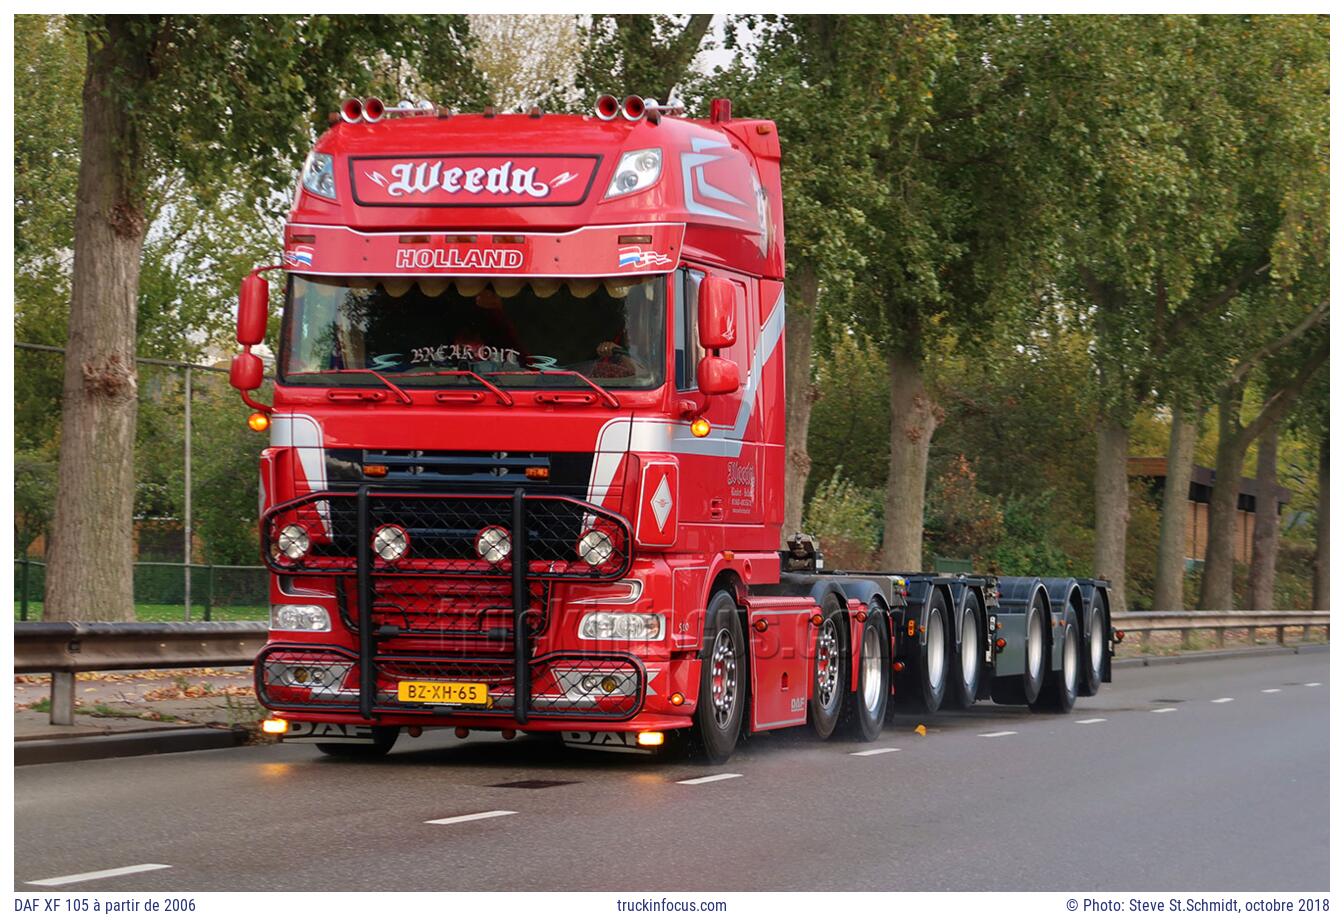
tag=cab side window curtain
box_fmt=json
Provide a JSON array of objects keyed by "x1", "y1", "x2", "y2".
[{"x1": 675, "y1": 268, "x2": 705, "y2": 390}]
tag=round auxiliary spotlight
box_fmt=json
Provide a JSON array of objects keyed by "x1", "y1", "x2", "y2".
[
  {"x1": 340, "y1": 97, "x2": 363, "y2": 124},
  {"x1": 362, "y1": 97, "x2": 385, "y2": 123},
  {"x1": 595, "y1": 94, "x2": 619, "y2": 121},
  {"x1": 621, "y1": 95, "x2": 645, "y2": 122}
]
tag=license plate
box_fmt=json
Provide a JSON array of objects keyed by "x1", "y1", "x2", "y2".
[{"x1": 397, "y1": 680, "x2": 491, "y2": 706}]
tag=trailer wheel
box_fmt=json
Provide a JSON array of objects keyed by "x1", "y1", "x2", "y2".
[
  {"x1": 1031, "y1": 601, "x2": 1079, "y2": 713},
  {"x1": 947, "y1": 594, "x2": 983, "y2": 709},
  {"x1": 994, "y1": 592, "x2": 1048, "y2": 705},
  {"x1": 908, "y1": 590, "x2": 951, "y2": 713},
  {"x1": 688, "y1": 590, "x2": 746, "y2": 763},
  {"x1": 809, "y1": 594, "x2": 847, "y2": 740},
  {"x1": 316, "y1": 726, "x2": 399, "y2": 758},
  {"x1": 839, "y1": 599, "x2": 890, "y2": 741},
  {"x1": 1079, "y1": 596, "x2": 1105, "y2": 697}
]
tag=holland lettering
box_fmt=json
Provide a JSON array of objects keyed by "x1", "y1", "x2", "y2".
[{"x1": 394, "y1": 248, "x2": 525, "y2": 270}]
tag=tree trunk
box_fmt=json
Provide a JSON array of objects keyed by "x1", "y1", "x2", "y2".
[
  {"x1": 1153, "y1": 406, "x2": 1200, "y2": 611},
  {"x1": 1248, "y1": 422, "x2": 1281, "y2": 610},
  {"x1": 1093, "y1": 416, "x2": 1131, "y2": 611},
  {"x1": 44, "y1": 24, "x2": 148, "y2": 621},
  {"x1": 879, "y1": 348, "x2": 938, "y2": 571},
  {"x1": 1199, "y1": 391, "x2": 1246, "y2": 611},
  {"x1": 782, "y1": 264, "x2": 819, "y2": 540},
  {"x1": 1313, "y1": 435, "x2": 1329, "y2": 610}
]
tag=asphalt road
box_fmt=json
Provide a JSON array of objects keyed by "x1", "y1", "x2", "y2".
[{"x1": 14, "y1": 648, "x2": 1328, "y2": 891}]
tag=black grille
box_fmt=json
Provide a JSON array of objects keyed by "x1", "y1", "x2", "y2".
[
  {"x1": 262, "y1": 490, "x2": 631, "y2": 580},
  {"x1": 326, "y1": 449, "x2": 593, "y2": 496}
]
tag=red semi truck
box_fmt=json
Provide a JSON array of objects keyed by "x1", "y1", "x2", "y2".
[{"x1": 232, "y1": 93, "x2": 1116, "y2": 763}]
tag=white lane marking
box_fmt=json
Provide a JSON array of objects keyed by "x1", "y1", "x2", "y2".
[
  {"x1": 978, "y1": 731, "x2": 1018, "y2": 738},
  {"x1": 850, "y1": 747, "x2": 900, "y2": 757},
  {"x1": 1306, "y1": 682, "x2": 1322, "y2": 687},
  {"x1": 1151, "y1": 707, "x2": 1178, "y2": 713},
  {"x1": 27, "y1": 864, "x2": 171, "y2": 887},
  {"x1": 676, "y1": 773, "x2": 742, "y2": 785},
  {"x1": 1075, "y1": 718, "x2": 1107, "y2": 724},
  {"x1": 1211, "y1": 697, "x2": 1234, "y2": 703},
  {"x1": 425, "y1": 810, "x2": 517, "y2": 826},
  {"x1": 1262, "y1": 688, "x2": 1282, "y2": 694}
]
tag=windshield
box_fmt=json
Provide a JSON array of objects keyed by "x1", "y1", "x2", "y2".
[{"x1": 280, "y1": 274, "x2": 666, "y2": 389}]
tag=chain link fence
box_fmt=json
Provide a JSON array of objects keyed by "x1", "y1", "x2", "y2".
[{"x1": 14, "y1": 559, "x2": 268, "y2": 622}]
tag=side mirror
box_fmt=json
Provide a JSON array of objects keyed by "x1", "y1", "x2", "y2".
[
  {"x1": 697, "y1": 355, "x2": 740, "y2": 396},
  {"x1": 237, "y1": 272, "x2": 269, "y2": 346},
  {"x1": 230, "y1": 352, "x2": 264, "y2": 392},
  {"x1": 698, "y1": 277, "x2": 736, "y2": 349}
]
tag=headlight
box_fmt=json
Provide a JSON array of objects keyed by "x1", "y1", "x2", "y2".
[
  {"x1": 604, "y1": 148, "x2": 661, "y2": 199},
  {"x1": 476, "y1": 525, "x2": 512, "y2": 564},
  {"x1": 579, "y1": 612, "x2": 664, "y2": 641},
  {"x1": 276, "y1": 524, "x2": 310, "y2": 561},
  {"x1": 302, "y1": 151, "x2": 337, "y2": 199},
  {"x1": 577, "y1": 528, "x2": 616, "y2": 566},
  {"x1": 372, "y1": 524, "x2": 410, "y2": 561},
  {"x1": 270, "y1": 604, "x2": 331, "y2": 631}
]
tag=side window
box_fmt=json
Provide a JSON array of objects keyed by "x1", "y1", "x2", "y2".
[{"x1": 675, "y1": 268, "x2": 706, "y2": 390}]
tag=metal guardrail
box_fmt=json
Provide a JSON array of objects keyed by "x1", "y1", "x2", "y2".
[
  {"x1": 12, "y1": 612, "x2": 1329, "y2": 728},
  {"x1": 14, "y1": 622, "x2": 268, "y2": 726},
  {"x1": 1112, "y1": 610, "x2": 1329, "y2": 650}
]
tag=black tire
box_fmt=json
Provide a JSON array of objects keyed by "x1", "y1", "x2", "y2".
[
  {"x1": 809, "y1": 593, "x2": 847, "y2": 740},
  {"x1": 316, "y1": 726, "x2": 399, "y2": 758},
  {"x1": 910, "y1": 590, "x2": 951, "y2": 713},
  {"x1": 1031, "y1": 601, "x2": 1079, "y2": 713},
  {"x1": 1079, "y1": 596, "x2": 1105, "y2": 697},
  {"x1": 688, "y1": 590, "x2": 746, "y2": 764},
  {"x1": 839, "y1": 600, "x2": 890, "y2": 741},
  {"x1": 947, "y1": 593, "x2": 984, "y2": 709}
]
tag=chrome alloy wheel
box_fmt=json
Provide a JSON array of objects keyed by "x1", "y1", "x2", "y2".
[
  {"x1": 961, "y1": 609, "x2": 979, "y2": 682},
  {"x1": 1064, "y1": 622, "x2": 1079, "y2": 691},
  {"x1": 861, "y1": 623, "x2": 883, "y2": 711},
  {"x1": 710, "y1": 627, "x2": 738, "y2": 728},
  {"x1": 926, "y1": 610, "x2": 946, "y2": 694},
  {"x1": 1027, "y1": 607, "x2": 1044, "y2": 680},
  {"x1": 1090, "y1": 608, "x2": 1105, "y2": 674},
  {"x1": 816, "y1": 619, "x2": 840, "y2": 709}
]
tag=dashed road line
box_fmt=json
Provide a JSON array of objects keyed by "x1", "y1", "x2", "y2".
[
  {"x1": 1262, "y1": 688, "x2": 1282, "y2": 694},
  {"x1": 850, "y1": 747, "x2": 900, "y2": 756},
  {"x1": 1076, "y1": 718, "x2": 1107, "y2": 724},
  {"x1": 27, "y1": 864, "x2": 171, "y2": 887},
  {"x1": 425, "y1": 810, "x2": 517, "y2": 826},
  {"x1": 1306, "y1": 682, "x2": 1322, "y2": 687},
  {"x1": 1151, "y1": 707, "x2": 1178, "y2": 713},
  {"x1": 677, "y1": 773, "x2": 742, "y2": 785},
  {"x1": 978, "y1": 731, "x2": 1018, "y2": 738},
  {"x1": 1211, "y1": 697, "x2": 1234, "y2": 703}
]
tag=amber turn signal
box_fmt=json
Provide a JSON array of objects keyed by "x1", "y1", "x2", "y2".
[
  {"x1": 363, "y1": 464, "x2": 388, "y2": 477},
  {"x1": 690, "y1": 417, "x2": 711, "y2": 438},
  {"x1": 248, "y1": 411, "x2": 270, "y2": 432},
  {"x1": 525, "y1": 466, "x2": 549, "y2": 480}
]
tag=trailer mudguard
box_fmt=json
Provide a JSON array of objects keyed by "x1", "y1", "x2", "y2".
[
  {"x1": 1039, "y1": 577, "x2": 1084, "y2": 672},
  {"x1": 991, "y1": 576, "x2": 1048, "y2": 677}
]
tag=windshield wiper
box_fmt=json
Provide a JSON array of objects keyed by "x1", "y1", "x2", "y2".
[
  {"x1": 298, "y1": 369, "x2": 413, "y2": 405},
  {"x1": 391, "y1": 369, "x2": 515, "y2": 406},
  {"x1": 483, "y1": 369, "x2": 621, "y2": 409}
]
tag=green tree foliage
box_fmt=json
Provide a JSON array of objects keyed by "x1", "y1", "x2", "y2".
[{"x1": 569, "y1": 15, "x2": 713, "y2": 106}]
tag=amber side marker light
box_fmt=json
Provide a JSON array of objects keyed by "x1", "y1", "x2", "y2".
[
  {"x1": 669, "y1": 692, "x2": 685, "y2": 706},
  {"x1": 262, "y1": 718, "x2": 288, "y2": 734},
  {"x1": 248, "y1": 412, "x2": 271, "y2": 432},
  {"x1": 363, "y1": 464, "x2": 388, "y2": 477},
  {"x1": 690, "y1": 417, "x2": 711, "y2": 438},
  {"x1": 637, "y1": 731, "x2": 665, "y2": 747},
  {"x1": 525, "y1": 466, "x2": 550, "y2": 480}
]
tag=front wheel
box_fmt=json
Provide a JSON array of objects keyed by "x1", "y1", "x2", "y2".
[
  {"x1": 316, "y1": 726, "x2": 400, "y2": 758},
  {"x1": 840, "y1": 600, "x2": 890, "y2": 741},
  {"x1": 689, "y1": 590, "x2": 746, "y2": 764}
]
